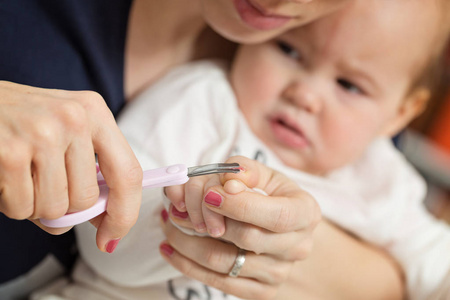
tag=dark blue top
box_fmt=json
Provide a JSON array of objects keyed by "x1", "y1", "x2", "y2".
[{"x1": 0, "y1": 0, "x2": 132, "y2": 286}]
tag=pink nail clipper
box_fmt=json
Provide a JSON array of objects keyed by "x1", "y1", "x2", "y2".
[{"x1": 40, "y1": 163, "x2": 240, "y2": 228}]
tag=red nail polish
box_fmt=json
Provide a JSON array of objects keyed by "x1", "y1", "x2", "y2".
[
  {"x1": 161, "y1": 209, "x2": 169, "y2": 222},
  {"x1": 106, "y1": 238, "x2": 121, "y2": 253},
  {"x1": 205, "y1": 191, "x2": 222, "y2": 207},
  {"x1": 171, "y1": 206, "x2": 189, "y2": 219},
  {"x1": 160, "y1": 243, "x2": 174, "y2": 257}
]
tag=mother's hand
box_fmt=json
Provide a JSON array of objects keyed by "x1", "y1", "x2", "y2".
[
  {"x1": 160, "y1": 156, "x2": 321, "y2": 299},
  {"x1": 0, "y1": 81, "x2": 142, "y2": 252},
  {"x1": 160, "y1": 219, "x2": 296, "y2": 300}
]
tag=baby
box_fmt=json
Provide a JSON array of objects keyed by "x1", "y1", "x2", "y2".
[{"x1": 69, "y1": 0, "x2": 450, "y2": 299}]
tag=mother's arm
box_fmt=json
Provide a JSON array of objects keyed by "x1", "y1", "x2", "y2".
[
  {"x1": 160, "y1": 219, "x2": 403, "y2": 300},
  {"x1": 162, "y1": 157, "x2": 404, "y2": 300},
  {"x1": 279, "y1": 219, "x2": 404, "y2": 300}
]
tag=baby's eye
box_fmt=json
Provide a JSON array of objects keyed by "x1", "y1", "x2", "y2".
[
  {"x1": 337, "y1": 78, "x2": 363, "y2": 95},
  {"x1": 276, "y1": 41, "x2": 301, "y2": 60}
]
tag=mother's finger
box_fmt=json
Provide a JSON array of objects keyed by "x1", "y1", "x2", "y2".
[
  {"x1": 0, "y1": 139, "x2": 34, "y2": 219},
  {"x1": 31, "y1": 150, "x2": 69, "y2": 220},
  {"x1": 204, "y1": 182, "x2": 319, "y2": 233},
  {"x1": 202, "y1": 156, "x2": 321, "y2": 233},
  {"x1": 64, "y1": 125, "x2": 99, "y2": 213},
  {"x1": 30, "y1": 219, "x2": 73, "y2": 235},
  {"x1": 221, "y1": 218, "x2": 314, "y2": 261},
  {"x1": 78, "y1": 91, "x2": 143, "y2": 252},
  {"x1": 159, "y1": 241, "x2": 278, "y2": 300},
  {"x1": 160, "y1": 216, "x2": 291, "y2": 285}
]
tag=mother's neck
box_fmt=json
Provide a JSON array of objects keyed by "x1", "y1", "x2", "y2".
[{"x1": 124, "y1": 0, "x2": 206, "y2": 100}]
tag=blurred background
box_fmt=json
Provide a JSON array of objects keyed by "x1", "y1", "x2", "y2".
[{"x1": 398, "y1": 44, "x2": 450, "y2": 223}]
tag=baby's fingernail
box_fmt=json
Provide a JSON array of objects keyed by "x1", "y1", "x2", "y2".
[
  {"x1": 160, "y1": 243, "x2": 174, "y2": 257},
  {"x1": 161, "y1": 209, "x2": 169, "y2": 222},
  {"x1": 224, "y1": 179, "x2": 247, "y2": 194},
  {"x1": 105, "y1": 238, "x2": 121, "y2": 254},
  {"x1": 177, "y1": 202, "x2": 186, "y2": 211},
  {"x1": 171, "y1": 206, "x2": 189, "y2": 219},
  {"x1": 209, "y1": 227, "x2": 224, "y2": 237},
  {"x1": 195, "y1": 222, "x2": 207, "y2": 233},
  {"x1": 204, "y1": 191, "x2": 223, "y2": 207}
]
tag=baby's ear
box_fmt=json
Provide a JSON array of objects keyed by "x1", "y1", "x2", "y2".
[{"x1": 381, "y1": 87, "x2": 431, "y2": 137}]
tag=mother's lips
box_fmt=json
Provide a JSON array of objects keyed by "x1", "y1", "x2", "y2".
[
  {"x1": 233, "y1": 0, "x2": 293, "y2": 31},
  {"x1": 247, "y1": 0, "x2": 294, "y2": 18}
]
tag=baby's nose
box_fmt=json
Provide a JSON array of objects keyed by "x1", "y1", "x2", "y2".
[{"x1": 282, "y1": 81, "x2": 322, "y2": 114}]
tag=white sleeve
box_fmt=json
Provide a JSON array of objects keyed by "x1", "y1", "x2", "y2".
[
  {"x1": 388, "y1": 203, "x2": 450, "y2": 300},
  {"x1": 314, "y1": 139, "x2": 450, "y2": 300},
  {"x1": 358, "y1": 141, "x2": 450, "y2": 300},
  {"x1": 427, "y1": 268, "x2": 450, "y2": 300},
  {"x1": 370, "y1": 143, "x2": 450, "y2": 300},
  {"x1": 359, "y1": 141, "x2": 450, "y2": 300},
  {"x1": 75, "y1": 61, "x2": 239, "y2": 287}
]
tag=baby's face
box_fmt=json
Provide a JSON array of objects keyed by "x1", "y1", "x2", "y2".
[
  {"x1": 231, "y1": 0, "x2": 439, "y2": 175},
  {"x1": 200, "y1": 0, "x2": 351, "y2": 44}
]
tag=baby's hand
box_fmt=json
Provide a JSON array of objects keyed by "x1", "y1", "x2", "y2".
[
  {"x1": 164, "y1": 156, "x2": 268, "y2": 237},
  {"x1": 165, "y1": 172, "x2": 226, "y2": 237}
]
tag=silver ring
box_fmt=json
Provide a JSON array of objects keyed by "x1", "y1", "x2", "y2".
[{"x1": 228, "y1": 248, "x2": 246, "y2": 277}]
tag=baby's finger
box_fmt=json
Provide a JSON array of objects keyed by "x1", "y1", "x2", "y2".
[
  {"x1": 184, "y1": 176, "x2": 209, "y2": 232},
  {"x1": 202, "y1": 203, "x2": 225, "y2": 237},
  {"x1": 201, "y1": 175, "x2": 225, "y2": 236},
  {"x1": 165, "y1": 206, "x2": 200, "y2": 236},
  {"x1": 169, "y1": 205, "x2": 192, "y2": 225},
  {"x1": 164, "y1": 184, "x2": 186, "y2": 212},
  {"x1": 221, "y1": 156, "x2": 311, "y2": 200}
]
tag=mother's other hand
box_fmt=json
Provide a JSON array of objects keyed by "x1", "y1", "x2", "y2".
[{"x1": 161, "y1": 156, "x2": 321, "y2": 299}]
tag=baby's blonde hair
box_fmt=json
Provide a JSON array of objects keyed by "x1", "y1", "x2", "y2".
[{"x1": 410, "y1": 0, "x2": 450, "y2": 95}]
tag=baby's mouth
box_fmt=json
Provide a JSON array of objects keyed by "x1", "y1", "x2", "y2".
[
  {"x1": 277, "y1": 118, "x2": 299, "y2": 133},
  {"x1": 270, "y1": 116, "x2": 309, "y2": 148}
]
